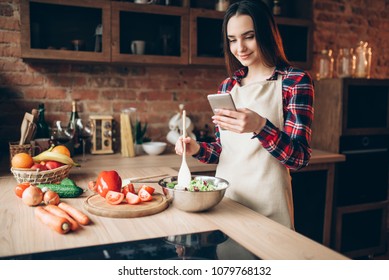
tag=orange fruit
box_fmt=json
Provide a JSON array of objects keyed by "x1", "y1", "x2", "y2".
[
  {"x1": 51, "y1": 145, "x2": 71, "y2": 157},
  {"x1": 11, "y1": 153, "x2": 34, "y2": 169}
]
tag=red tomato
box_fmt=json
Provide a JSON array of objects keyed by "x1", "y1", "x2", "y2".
[
  {"x1": 126, "y1": 192, "x2": 141, "y2": 205},
  {"x1": 96, "y1": 170, "x2": 122, "y2": 198},
  {"x1": 45, "y1": 160, "x2": 64, "y2": 170},
  {"x1": 122, "y1": 183, "x2": 135, "y2": 197},
  {"x1": 105, "y1": 191, "x2": 124, "y2": 205},
  {"x1": 138, "y1": 185, "x2": 155, "y2": 195},
  {"x1": 138, "y1": 188, "x2": 153, "y2": 202},
  {"x1": 14, "y1": 182, "x2": 31, "y2": 198}
]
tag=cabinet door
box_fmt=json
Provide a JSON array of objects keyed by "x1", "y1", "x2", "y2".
[
  {"x1": 20, "y1": 0, "x2": 111, "y2": 63},
  {"x1": 276, "y1": 17, "x2": 313, "y2": 70},
  {"x1": 189, "y1": 10, "x2": 313, "y2": 68},
  {"x1": 291, "y1": 170, "x2": 328, "y2": 244},
  {"x1": 189, "y1": 8, "x2": 224, "y2": 66},
  {"x1": 111, "y1": 2, "x2": 189, "y2": 65}
]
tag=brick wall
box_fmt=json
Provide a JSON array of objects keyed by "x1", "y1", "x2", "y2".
[
  {"x1": 1, "y1": 0, "x2": 389, "y2": 155},
  {"x1": 313, "y1": 0, "x2": 389, "y2": 79}
]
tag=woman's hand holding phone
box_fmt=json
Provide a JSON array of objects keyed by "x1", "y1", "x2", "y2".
[
  {"x1": 212, "y1": 108, "x2": 266, "y2": 134},
  {"x1": 207, "y1": 93, "x2": 266, "y2": 133}
]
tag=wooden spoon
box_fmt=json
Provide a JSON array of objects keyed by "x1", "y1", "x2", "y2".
[{"x1": 177, "y1": 110, "x2": 192, "y2": 189}]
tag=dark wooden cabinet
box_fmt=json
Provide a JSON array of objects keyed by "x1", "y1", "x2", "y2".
[
  {"x1": 20, "y1": 0, "x2": 111, "y2": 63},
  {"x1": 111, "y1": 2, "x2": 189, "y2": 65},
  {"x1": 189, "y1": 8, "x2": 224, "y2": 66},
  {"x1": 20, "y1": 0, "x2": 313, "y2": 69},
  {"x1": 312, "y1": 78, "x2": 389, "y2": 258}
]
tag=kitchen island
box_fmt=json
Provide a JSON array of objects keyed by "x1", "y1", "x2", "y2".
[{"x1": 0, "y1": 149, "x2": 347, "y2": 260}]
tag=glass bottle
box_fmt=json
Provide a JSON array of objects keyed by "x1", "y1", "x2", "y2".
[
  {"x1": 354, "y1": 41, "x2": 371, "y2": 78},
  {"x1": 35, "y1": 103, "x2": 50, "y2": 139},
  {"x1": 366, "y1": 46, "x2": 372, "y2": 79},
  {"x1": 68, "y1": 100, "x2": 81, "y2": 153},
  {"x1": 317, "y1": 49, "x2": 334, "y2": 80},
  {"x1": 336, "y1": 48, "x2": 354, "y2": 78},
  {"x1": 273, "y1": 0, "x2": 282, "y2": 16},
  {"x1": 215, "y1": 0, "x2": 229, "y2": 12}
]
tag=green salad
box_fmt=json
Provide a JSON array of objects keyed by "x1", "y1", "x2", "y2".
[{"x1": 166, "y1": 178, "x2": 219, "y2": 192}]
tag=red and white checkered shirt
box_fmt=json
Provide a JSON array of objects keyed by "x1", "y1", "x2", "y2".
[{"x1": 195, "y1": 65, "x2": 314, "y2": 170}]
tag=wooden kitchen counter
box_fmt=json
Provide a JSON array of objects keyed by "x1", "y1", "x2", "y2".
[
  {"x1": 0, "y1": 149, "x2": 347, "y2": 260},
  {"x1": 66, "y1": 148, "x2": 345, "y2": 172}
]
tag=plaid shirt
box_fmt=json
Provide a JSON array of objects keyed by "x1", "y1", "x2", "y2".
[{"x1": 195, "y1": 65, "x2": 314, "y2": 170}]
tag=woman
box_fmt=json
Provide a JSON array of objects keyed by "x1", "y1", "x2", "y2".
[{"x1": 175, "y1": 0, "x2": 314, "y2": 229}]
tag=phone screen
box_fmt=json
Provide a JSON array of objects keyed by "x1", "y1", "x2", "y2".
[{"x1": 207, "y1": 93, "x2": 237, "y2": 113}]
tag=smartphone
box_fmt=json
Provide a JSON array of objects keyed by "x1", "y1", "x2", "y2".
[{"x1": 207, "y1": 93, "x2": 237, "y2": 113}]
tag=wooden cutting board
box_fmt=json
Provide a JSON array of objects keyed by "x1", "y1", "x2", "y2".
[{"x1": 83, "y1": 193, "x2": 170, "y2": 218}]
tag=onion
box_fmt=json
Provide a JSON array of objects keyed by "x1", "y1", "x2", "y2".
[
  {"x1": 43, "y1": 190, "x2": 60, "y2": 205},
  {"x1": 22, "y1": 185, "x2": 43, "y2": 206}
]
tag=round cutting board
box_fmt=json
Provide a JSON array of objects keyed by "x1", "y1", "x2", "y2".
[{"x1": 83, "y1": 193, "x2": 170, "y2": 218}]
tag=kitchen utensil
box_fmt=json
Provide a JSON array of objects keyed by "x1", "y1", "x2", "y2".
[
  {"x1": 31, "y1": 108, "x2": 38, "y2": 122},
  {"x1": 83, "y1": 193, "x2": 169, "y2": 218},
  {"x1": 19, "y1": 112, "x2": 35, "y2": 145},
  {"x1": 177, "y1": 110, "x2": 191, "y2": 189},
  {"x1": 159, "y1": 175, "x2": 229, "y2": 212},
  {"x1": 122, "y1": 173, "x2": 169, "y2": 186},
  {"x1": 24, "y1": 121, "x2": 37, "y2": 144},
  {"x1": 91, "y1": 115, "x2": 114, "y2": 155}
]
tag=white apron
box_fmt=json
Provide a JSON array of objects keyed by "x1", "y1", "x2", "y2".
[{"x1": 215, "y1": 75, "x2": 294, "y2": 229}]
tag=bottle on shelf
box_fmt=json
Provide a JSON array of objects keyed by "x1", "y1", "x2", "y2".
[
  {"x1": 215, "y1": 0, "x2": 230, "y2": 12},
  {"x1": 354, "y1": 41, "x2": 372, "y2": 78},
  {"x1": 35, "y1": 103, "x2": 50, "y2": 139},
  {"x1": 272, "y1": 0, "x2": 282, "y2": 16},
  {"x1": 68, "y1": 100, "x2": 81, "y2": 154},
  {"x1": 317, "y1": 49, "x2": 334, "y2": 80},
  {"x1": 336, "y1": 48, "x2": 354, "y2": 78}
]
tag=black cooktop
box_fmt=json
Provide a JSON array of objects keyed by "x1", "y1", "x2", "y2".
[{"x1": 3, "y1": 230, "x2": 260, "y2": 260}]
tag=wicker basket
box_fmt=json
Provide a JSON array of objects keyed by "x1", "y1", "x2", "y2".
[
  {"x1": 9, "y1": 141, "x2": 32, "y2": 164},
  {"x1": 11, "y1": 164, "x2": 72, "y2": 184}
]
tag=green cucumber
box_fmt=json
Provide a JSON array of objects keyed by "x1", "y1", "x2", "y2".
[
  {"x1": 37, "y1": 179, "x2": 84, "y2": 198},
  {"x1": 59, "y1": 178, "x2": 77, "y2": 186}
]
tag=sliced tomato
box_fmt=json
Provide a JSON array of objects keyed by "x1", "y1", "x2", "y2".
[
  {"x1": 88, "y1": 180, "x2": 97, "y2": 193},
  {"x1": 138, "y1": 188, "x2": 153, "y2": 202},
  {"x1": 15, "y1": 182, "x2": 31, "y2": 198},
  {"x1": 122, "y1": 183, "x2": 135, "y2": 197},
  {"x1": 105, "y1": 190, "x2": 124, "y2": 205},
  {"x1": 138, "y1": 185, "x2": 155, "y2": 195},
  {"x1": 126, "y1": 192, "x2": 141, "y2": 205}
]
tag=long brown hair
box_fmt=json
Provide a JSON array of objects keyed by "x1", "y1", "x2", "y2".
[{"x1": 222, "y1": 0, "x2": 290, "y2": 77}]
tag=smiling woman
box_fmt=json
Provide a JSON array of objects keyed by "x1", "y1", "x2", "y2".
[{"x1": 174, "y1": 0, "x2": 314, "y2": 230}]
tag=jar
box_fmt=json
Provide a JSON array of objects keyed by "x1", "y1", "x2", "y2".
[
  {"x1": 317, "y1": 49, "x2": 334, "y2": 80},
  {"x1": 354, "y1": 41, "x2": 372, "y2": 78},
  {"x1": 336, "y1": 48, "x2": 354, "y2": 78},
  {"x1": 273, "y1": 0, "x2": 282, "y2": 16},
  {"x1": 215, "y1": 0, "x2": 229, "y2": 12}
]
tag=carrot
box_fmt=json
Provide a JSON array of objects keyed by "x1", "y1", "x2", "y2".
[
  {"x1": 58, "y1": 202, "x2": 90, "y2": 225},
  {"x1": 34, "y1": 206, "x2": 71, "y2": 234},
  {"x1": 44, "y1": 204, "x2": 79, "y2": 231}
]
